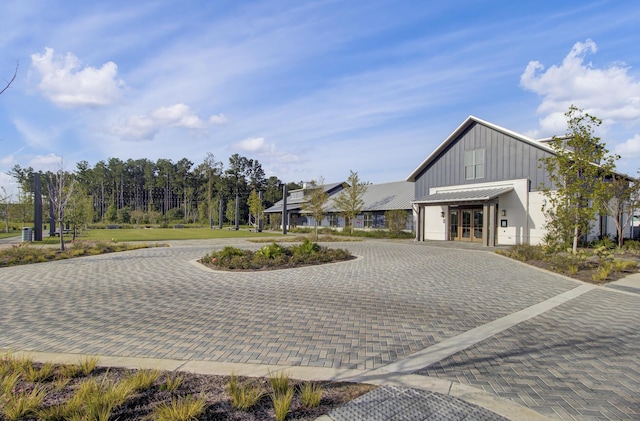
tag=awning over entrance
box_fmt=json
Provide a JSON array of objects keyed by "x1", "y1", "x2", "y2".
[{"x1": 414, "y1": 186, "x2": 513, "y2": 204}]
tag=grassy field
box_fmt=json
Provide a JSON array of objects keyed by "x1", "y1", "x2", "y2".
[
  {"x1": 30, "y1": 227, "x2": 285, "y2": 244},
  {"x1": 0, "y1": 231, "x2": 21, "y2": 239}
]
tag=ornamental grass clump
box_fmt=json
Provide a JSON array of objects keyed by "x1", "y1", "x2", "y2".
[
  {"x1": 226, "y1": 373, "x2": 264, "y2": 410},
  {"x1": 122, "y1": 368, "x2": 160, "y2": 392},
  {"x1": 23, "y1": 361, "x2": 55, "y2": 382},
  {"x1": 160, "y1": 373, "x2": 184, "y2": 392},
  {"x1": 299, "y1": 382, "x2": 323, "y2": 408},
  {"x1": 268, "y1": 371, "x2": 290, "y2": 396},
  {"x1": 151, "y1": 393, "x2": 207, "y2": 421},
  {"x1": 1, "y1": 386, "x2": 47, "y2": 421},
  {"x1": 78, "y1": 355, "x2": 99, "y2": 376},
  {"x1": 272, "y1": 388, "x2": 294, "y2": 421}
]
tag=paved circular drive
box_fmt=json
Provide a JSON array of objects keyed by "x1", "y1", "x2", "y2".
[{"x1": 1, "y1": 239, "x2": 638, "y2": 420}]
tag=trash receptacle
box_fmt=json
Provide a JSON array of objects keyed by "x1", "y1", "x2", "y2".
[{"x1": 22, "y1": 227, "x2": 32, "y2": 242}]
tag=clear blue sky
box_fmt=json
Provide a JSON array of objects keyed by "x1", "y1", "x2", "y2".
[{"x1": 1, "y1": 0, "x2": 639, "y2": 195}]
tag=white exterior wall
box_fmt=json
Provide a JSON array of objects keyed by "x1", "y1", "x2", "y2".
[
  {"x1": 493, "y1": 180, "x2": 528, "y2": 246},
  {"x1": 421, "y1": 179, "x2": 549, "y2": 246},
  {"x1": 527, "y1": 191, "x2": 548, "y2": 245},
  {"x1": 423, "y1": 205, "x2": 447, "y2": 240}
]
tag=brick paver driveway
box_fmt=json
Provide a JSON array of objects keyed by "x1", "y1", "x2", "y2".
[{"x1": 1, "y1": 239, "x2": 638, "y2": 420}]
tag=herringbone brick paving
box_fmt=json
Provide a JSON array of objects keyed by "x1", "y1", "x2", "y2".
[
  {"x1": 0, "y1": 241, "x2": 575, "y2": 369},
  {"x1": 418, "y1": 289, "x2": 640, "y2": 420},
  {"x1": 1, "y1": 239, "x2": 638, "y2": 419}
]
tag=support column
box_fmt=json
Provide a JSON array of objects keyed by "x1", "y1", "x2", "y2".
[
  {"x1": 282, "y1": 185, "x2": 288, "y2": 235},
  {"x1": 488, "y1": 203, "x2": 496, "y2": 247},
  {"x1": 483, "y1": 203, "x2": 490, "y2": 247},
  {"x1": 33, "y1": 173, "x2": 43, "y2": 241}
]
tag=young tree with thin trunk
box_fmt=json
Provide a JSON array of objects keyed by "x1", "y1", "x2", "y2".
[
  {"x1": 600, "y1": 173, "x2": 640, "y2": 247},
  {"x1": 48, "y1": 164, "x2": 76, "y2": 251},
  {"x1": 540, "y1": 105, "x2": 618, "y2": 253},
  {"x1": 303, "y1": 177, "x2": 329, "y2": 240},
  {"x1": 247, "y1": 189, "x2": 264, "y2": 230},
  {"x1": 0, "y1": 187, "x2": 10, "y2": 233},
  {"x1": 332, "y1": 170, "x2": 367, "y2": 233}
]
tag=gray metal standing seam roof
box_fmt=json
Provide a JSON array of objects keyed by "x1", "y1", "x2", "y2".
[
  {"x1": 413, "y1": 186, "x2": 513, "y2": 204},
  {"x1": 327, "y1": 181, "x2": 415, "y2": 212},
  {"x1": 265, "y1": 180, "x2": 415, "y2": 213}
]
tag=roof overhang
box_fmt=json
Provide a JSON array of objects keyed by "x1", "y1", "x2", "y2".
[{"x1": 413, "y1": 186, "x2": 513, "y2": 205}]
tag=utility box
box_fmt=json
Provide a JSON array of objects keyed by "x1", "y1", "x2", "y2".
[{"x1": 22, "y1": 227, "x2": 33, "y2": 242}]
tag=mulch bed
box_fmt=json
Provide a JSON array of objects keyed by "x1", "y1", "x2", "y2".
[{"x1": 5, "y1": 366, "x2": 375, "y2": 421}]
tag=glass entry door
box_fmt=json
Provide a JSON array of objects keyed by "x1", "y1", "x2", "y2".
[
  {"x1": 461, "y1": 210, "x2": 472, "y2": 239},
  {"x1": 450, "y1": 207, "x2": 483, "y2": 242},
  {"x1": 450, "y1": 210, "x2": 458, "y2": 240},
  {"x1": 473, "y1": 210, "x2": 483, "y2": 241}
]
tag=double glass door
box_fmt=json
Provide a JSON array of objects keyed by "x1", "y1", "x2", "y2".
[{"x1": 449, "y1": 208, "x2": 483, "y2": 242}]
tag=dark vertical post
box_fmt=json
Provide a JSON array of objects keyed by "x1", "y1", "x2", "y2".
[
  {"x1": 282, "y1": 185, "x2": 288, "y2": 235},
  {"x1": 33, "y1": 173, "x2": 43, "y2": 241},
  {"x1": 258, "y1": 191, "x2": 263, "y2": 232},
  {"x1": 235, "y1": 192, "x2": 239, "y2": 230},
  {"x1": 49, "y1": 184, "x2": 56, "y2": 237},
  {"x1": 219, "y1": 197, "x2": 224, "y2": 229}
]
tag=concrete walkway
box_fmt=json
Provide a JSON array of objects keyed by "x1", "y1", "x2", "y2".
[{"x1": 0, "y1": 239, "x2": 638, "y2": 420}]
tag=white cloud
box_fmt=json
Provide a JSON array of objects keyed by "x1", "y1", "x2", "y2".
[
  {"x1": 230, "y1": 137, "x2": 299, "y2": 172},
  {"x1": 150, "y1": 103, "x2": 205, "y2": 129},
  {"x1": 615, "y1": 134, "x2": 640, "y2": 158},
  {"x1": 233, "y1": 137, "x2": 273, "y2": 154},
  {"x1": 109, "y1": 103, "x2": 207, "y2": 141},
  {"x1": 521, "y1": 39, "x2": 640, "y2": 136},
  {"x1": 109, "y1": 114, "x2": 158, "y2": 140},
  {"x1": 209, "y1": 113, "x2": 228, "y2": 125},
  {"x1": 30, "y1": 47, "x2": 126, "y2": 107},
  {"x1": 30, "y1": 153, "x2": 62, "y2": 169}
]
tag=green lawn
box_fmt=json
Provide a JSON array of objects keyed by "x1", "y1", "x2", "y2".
[
  {"x1": 33, "y1": 227, "x2": 284, "y2": 243},
  {"x1": 0, "y1": 231, "x2": 22, "y2": 239}
]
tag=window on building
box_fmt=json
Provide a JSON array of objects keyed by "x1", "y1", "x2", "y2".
[
  {"x1": 465, "y1": 149, "x2": 485, "y2": 179},
  {"x1": 328, "y1": 214, "x2": 339, "y2": 227},
  {"x1": 363, "y1": 213, "x2": 373, "y2": 228}
]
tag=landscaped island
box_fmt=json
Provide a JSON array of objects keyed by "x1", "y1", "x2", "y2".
[{"x1": 200, "y1": 239, "x2": 355, "y2": 271}]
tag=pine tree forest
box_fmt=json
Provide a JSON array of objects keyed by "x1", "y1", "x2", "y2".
[{"x1": 7, "y1": 153, "x2": 301, "y2": 227}]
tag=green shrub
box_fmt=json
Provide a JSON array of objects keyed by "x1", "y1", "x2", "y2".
[
  {"x1": 613, "y1": 259, "x2": 638, "y2": 272},
  {"x1": 256, "y1": 242, "x2": 286, "y2": 259},
  {"x1": 203, "y1": 243, "x2": 353, "y2": 271},
  {"x1": 623, "y1": 240, "x2": 640, "y2": 252},
  {"x1": 502, "y1": 244, "x2": 544, "y2": 261},
  {"x1": 594, "y1": 245, "x2": 614, "y2": 262},
  {"x1": 291, "y1": 238, "x2": 320, "y2": 256},
  {"x1": 592, "y1": 263, "x2": 613, "y2": 282}
]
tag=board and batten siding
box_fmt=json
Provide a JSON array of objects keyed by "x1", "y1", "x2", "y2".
[{"x1": 414, "y1": 122, "x2": 556, "y2": 199}]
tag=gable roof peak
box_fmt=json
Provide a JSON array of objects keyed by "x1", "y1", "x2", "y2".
[{"x1": 406, "y1": 115, "x2": 554, "y2": 182}]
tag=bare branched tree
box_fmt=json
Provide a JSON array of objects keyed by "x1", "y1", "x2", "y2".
[
  {"x1": 0, "y1": 186, "x2": 11, "y2": 233},
  {"x1": 48, "y1": 162, "x2": 76, "y2": 251},
  {"x1": 0, "y1": 63, "x2": 18, "y2": 96}
]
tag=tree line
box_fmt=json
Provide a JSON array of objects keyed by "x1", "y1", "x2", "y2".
[{"x1": 6, "y1": 153, "x2": 302, "y2": 228}]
